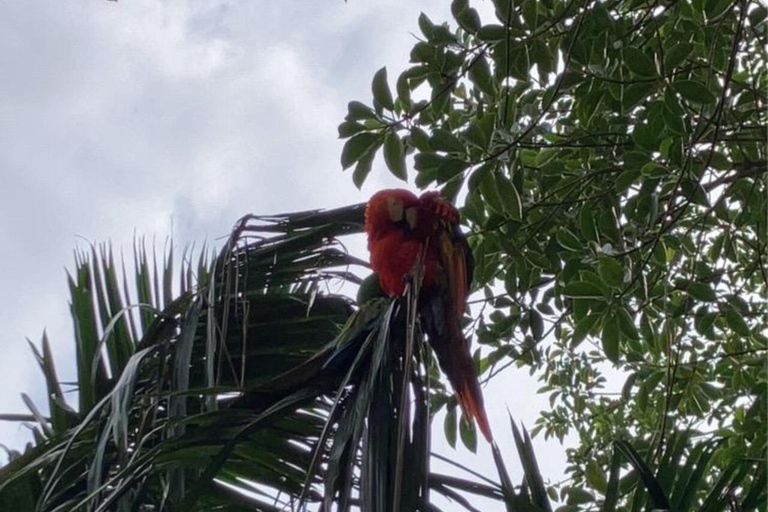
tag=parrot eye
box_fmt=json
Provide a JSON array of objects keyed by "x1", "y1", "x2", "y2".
[{"x1": 386, "y1": 197, "x2": 404, "y2": 222}]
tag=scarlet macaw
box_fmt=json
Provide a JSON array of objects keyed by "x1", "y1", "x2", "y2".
[{"x1": 364, "y1": 189, "x2": 492, "y2": 442}]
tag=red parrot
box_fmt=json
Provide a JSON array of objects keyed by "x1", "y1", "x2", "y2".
[{"x1": 364, "y1": 189, "x2": 493, "y2": 442}]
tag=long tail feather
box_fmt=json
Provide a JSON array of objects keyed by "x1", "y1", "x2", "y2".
[
  {"x1": 421, "y1": 296, "x2": 493, "y2": 442},
  {"x1": 448, "y1": 346, "x2": 493, "y2": 443}
]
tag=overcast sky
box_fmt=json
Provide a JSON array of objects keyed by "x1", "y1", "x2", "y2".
[{"x1": 0, "y1": 2, "x2": 574, "y2": 509}]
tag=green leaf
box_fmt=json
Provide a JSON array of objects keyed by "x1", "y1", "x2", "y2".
[
  {"x1": 459, "y1": 414, "x2": 478, "y2": 453},
  {"x1": 705, "y1": 0, "x2": 731, "y2": 19},
  {"x1": 372, "y1": 67, "x2": 395, "y2": 111},
  {"x1": 346, "y1": 100, "x2": 375, "y2": 121},
  {"x1": 529, "y1": 309, "x2": 544, "y2": 340},
  {"x1": 664, "y1": 43, "x2": 693, "y2": 70},
  {"x1": 622, "y1": 82, "x2": 656, "y2": 109},
  {"x1": 579, "y1": 205, "x2": 598, "y2": 241},
  {"x1": 568, "y1": 488, "x2": 594, "y2": 505},
  {"x1": 436, "y1": 158, "x2": 469, "y2": 184},
  {"x1": 414, "y1": 152, "x2": 446, "y2": 173},
  {"x1": 341, "y1": 132, "x2": 381, "y2": 169},
  {"x1": 352, "y1": 147, "x2": 375, "y2": 189},
  {"x1": 604, "y1": 448, "x2": 622, "y2": 512},
  {"x1": 633, "y1": 122, "x2": 659, "y2": 151},
  {"x1": 664, "y1": 86, "x2": 685, "y2": 115},
  {"x1": 572, "y1": 313, "x2": 600, "y2": 347},
  {"x1": 508, "y1": 421, "x2": 551, "y2": 510},
  {"x1": 624, "y1": 47, "x2": 657, "y2": 77},
  {"x1": 411, "y1": 42, "x2": 435, "y2": 64},
  {"x1": 431, "y1": 81, "x2": 453, "y2": 115},
  {"x1": 521, "y1": 0, "x2": 538, "y2": 28},
  {"x1": 556, "y1": 229, "x2": 581, "y2": 252},
  {"x1": 410, "y1": 127, "x2": 431, "y2": 151},
  {"x1": 725, "y1": 307, "x2": 750, "y2": 336},
  {"x1": 624, "y1": 150, "x2": 652, "y2": 169},
  {"x1": 383, "y1": 132, "x2": 407, "y2": 181},
  {"x1": 510, "y1": 43, "x2": 530, "y2": 81},
  {"x1": 462, "y1": 123, "x2": 486, "y2": 151},
  {"x1": 458, "y1": 9, "x2": 482, "y2": 34},
  {"x1": 563, "y1": 281, "x2": 606, "y2": 299},
  {"x1": 417, "y1": 153, "x2": 468, "y2": 185},
  {"x1": 614, "y1": 169, "x2": 641, "y2": 192},
  {"x1": 430, "y1": 129, "x2": 465, "y2": 153},
  {"x1": 695, "y1": 312, "x2": 717, "y2": 338},
  {"x1": 338, "y1": 121, "x2": 366, "y2": 138},
  {"x1": 496, "y1": 174, "x2": 523, "y2": 221},
  {"x1": 617, "y1": 307, "x2": 640, "y2": 341},
  {"x1": 531, "y1": 38, "x2": 554, "y2": 76},
  {"x1": 666, "y1": 136, "x2": 684, "y2": 165},
  {"x1": 450, "y1": 0, "x2": 468, "y2": 16},
  {"x1": 579, "y1": 271, "x2": 610, "y2": 295},
  {"x1": 477, "y1": 165, "x2": 505, "y2": 214},
  {"x1": 444, "y1": 405, "x2": 457, "y2": 448},
  {"x1": 613, "y1": 440, "x2": 671, "y2": 509},
  {"x1": 706, "y1": 150, "x2": 731, "y2": 170},
  {"x1": 652, "y1": 239, "x2": 667, "y2": 265},
  {"x1": 662, "y1": 106, "x2": 687, "y2": 135},
  {"x1": 601, "y1": 314, "x2": 621, "y2": 363},
  {"x1": 430, "y1": 25, "x2": 459, "y2": 45},
  {"x1": 452, "y1": 0, "x2": 481, "y2": 34},
  {"x1": 536, "y1": 148, "x2": 559, "y2": 166},
  {"x1": 674, "y1": 80, "x2": 717, "y2": 104},
  {"x1": 468, "y1": 55, "x2": 496, "y2": 97},
  {"x1": 418, "y1": 12, "x2": 435, "y2": 39},
  {"x1": 440, "y1": 174, "x2": 465, "y2": 203},
  {"x1": 598, "y1": 258, "x2": 624, "y2": 288},
  {"x1": 687, "y1": 282, "x2": 717, "y2": 302},
  {"x1": 749, "y1": 5, "x2": 767, "y2": 27},
  {"x1": 396, "y1": 72, "x2": 411, "y2": 106},
  {"x1": 477, "y1": 24, "x2": 507, "y2": 41},
  {"x1": 492, "y1": 0, "x2": 514, "y2": 23}
]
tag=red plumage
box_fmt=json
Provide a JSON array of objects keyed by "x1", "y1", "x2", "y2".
[{"x1": 365, "y1": 189, "x2": 493, "y2": 442}]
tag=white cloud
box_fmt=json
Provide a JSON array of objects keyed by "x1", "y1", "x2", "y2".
[{"x1": 0, "y1": 2, "x2": 574, "y2": 508}]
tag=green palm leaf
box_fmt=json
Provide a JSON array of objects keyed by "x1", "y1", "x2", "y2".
[{"x1": 0, "y1": 202, "x2": 538, "y2": 511}]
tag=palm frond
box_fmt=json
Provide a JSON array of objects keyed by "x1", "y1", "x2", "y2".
[
  {"x1": 0, "y1": 202, "x2": 547, "y2": 512},
  {"x1": 1, "y1": 205, "x2": 367, "y2": 510}
]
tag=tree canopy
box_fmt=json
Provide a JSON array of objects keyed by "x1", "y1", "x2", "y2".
[{"x1": 340, "y1": 0, "x2": 766, "y2": 506}]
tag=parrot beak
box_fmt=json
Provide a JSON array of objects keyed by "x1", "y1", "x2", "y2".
[
  {"x1": 385, "y1": 196, "x2": 419, "y2": 232},
  {"x1": 404, "y1": 206, "x2": 418, "y2": 230}
]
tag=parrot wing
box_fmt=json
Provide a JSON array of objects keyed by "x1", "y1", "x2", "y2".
[
  {"x1": 437, "y1": 217, "x2": 474, "y2": 322},
  {"x1": 419, "y1": 195, "x2": 492, "y2": 442}
]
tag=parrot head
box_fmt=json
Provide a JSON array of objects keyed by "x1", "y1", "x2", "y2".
[
  {"x1": 364, "y1": 189, "x2": 428, "y2": 297},
  {"x1": 364, "y1": 189, "x2": 422, "y2": 243}
]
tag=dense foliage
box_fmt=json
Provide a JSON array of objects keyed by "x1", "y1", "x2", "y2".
[{"x1": 340, "y1": 0, "x2": 766, "y2": 507}]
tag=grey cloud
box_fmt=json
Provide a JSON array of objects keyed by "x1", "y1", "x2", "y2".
[{"x1": 1, "y1": 3, "x2": 569, "y2": 506}]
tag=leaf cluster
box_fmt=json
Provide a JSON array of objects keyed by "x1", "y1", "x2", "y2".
[{"x1": 339, "y1": 0, "x2": 767, "y2": 509}]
